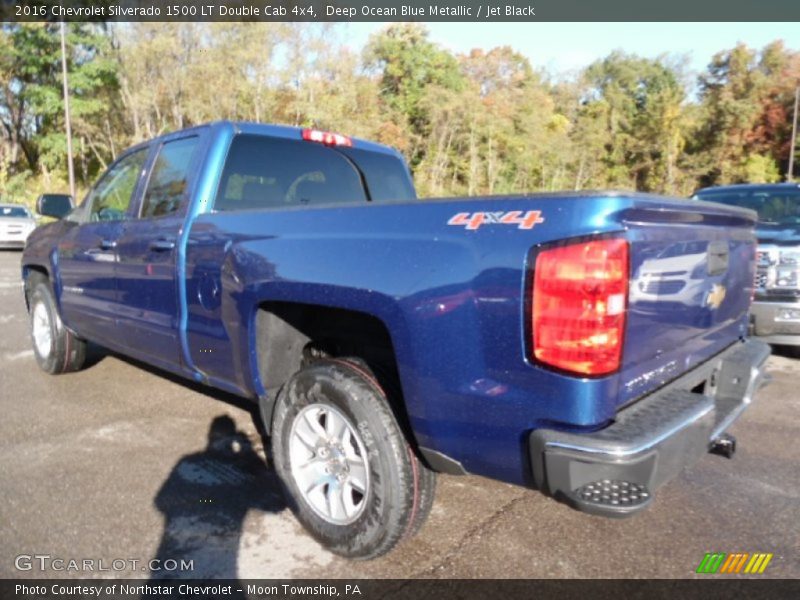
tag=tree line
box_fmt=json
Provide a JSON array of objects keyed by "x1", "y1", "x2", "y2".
[{"x1": 1, "y1": 22, "x2": 798, "y2": 206}]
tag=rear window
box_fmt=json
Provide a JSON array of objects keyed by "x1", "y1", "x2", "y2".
[
  {"x1": 695, "y1": 188, "x2": 800, "y2": 225},
  {"x1": 214, "y1": 135, "x2": 367, "y2": 211},
  {"x1": 1, "y1": 206, "x2": 31, "y2": 218},
  {"x1": 337, "y1": 147, "x2": 416, "y2": 202}
]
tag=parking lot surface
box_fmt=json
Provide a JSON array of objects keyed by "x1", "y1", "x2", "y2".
[{"x1": 0, "y1": 251, "x2": 798, "y2": 579}]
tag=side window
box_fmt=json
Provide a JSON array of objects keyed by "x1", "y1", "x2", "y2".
[
  {"x1": 141, "y1": 137, "x2": 200, "y2": 219},
  {"x1": 88, "y1": 148, "x2": 148, "y2": 222},
  {"x1": 214, "y1": 135, "x2": 367, "y2": 212}
]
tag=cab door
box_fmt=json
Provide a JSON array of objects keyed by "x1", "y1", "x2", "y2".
[
  {"x1": 57, "y1": 147, "x2": 150, "y2": 344},
  {"x1": 113, "y1": 135, "x2": 204, "y2": 370}
]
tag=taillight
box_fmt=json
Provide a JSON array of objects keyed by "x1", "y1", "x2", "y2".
[
  {"x1": 301, "y1": 128, "x2": 353, "y2": 147},
  {"x1": 532, "y1": 238, "x2": 629, "y2": 376}
]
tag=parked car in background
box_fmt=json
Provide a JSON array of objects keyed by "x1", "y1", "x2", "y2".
[
  {"x1": 0, "y1": 203, "x2": 36, "y2": 249},
  {"x1": 692, "y1": 183, "x2": 800, "y2": 348}
]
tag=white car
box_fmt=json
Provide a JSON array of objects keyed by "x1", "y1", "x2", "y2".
[
  {"x1": 0, "y1": 203, "x2": 37, "y2": 249},
  {"x1": 629, "y1": 242, "x2": 710, "y2": 307}
]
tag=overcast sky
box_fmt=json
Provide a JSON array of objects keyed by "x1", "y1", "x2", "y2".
[{"x1": 344, "y1": 22, "x2": 800, "y2": 80}]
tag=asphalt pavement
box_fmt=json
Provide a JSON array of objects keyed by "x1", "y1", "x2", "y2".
[{"x1": 0, "y1": 250, "x2": 797, "y2": 579}]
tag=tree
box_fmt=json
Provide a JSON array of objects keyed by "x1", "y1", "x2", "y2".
[
  {"x1": 0, "y1": 23, "x2": 118, "y2": 186},
  {"x1": 364, "y1": 23, "x2": 464, "y2": 167},
  {"x1": 1, "y1": 23, "x2": 798, "y2": 207},
  {"x1": 693, "y1": 41, "x2": 800, "y2": 185},
  {"x1": 579, "y1": 51, "x2": 688, "y2": 192}
]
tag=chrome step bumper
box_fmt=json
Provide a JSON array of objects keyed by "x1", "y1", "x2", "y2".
[{"x1": 529, "y1": 339, "x2": 771, "y2": 517}]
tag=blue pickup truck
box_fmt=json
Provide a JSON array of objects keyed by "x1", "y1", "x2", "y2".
[{"x1": 22, "y1": 122, "x2": 770, "y2": 559}]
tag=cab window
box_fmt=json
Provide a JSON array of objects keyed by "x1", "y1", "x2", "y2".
[
  {"x1": 214, "y1": 135, "x2": 367, "y2": 211},
  {"x1": 140, "y1": 137, "x2": 200, "y2": 218},
  {"x1": 87, "y1": 148, "x2": 148, "y2": 222}
]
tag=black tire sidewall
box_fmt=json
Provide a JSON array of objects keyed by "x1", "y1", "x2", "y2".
[
  {"x1": 272, "y1": 361, "x2": 414, "y2": 559},
  {"x1": 29, "y1": 282, "x2": 64, "y2": 374}
]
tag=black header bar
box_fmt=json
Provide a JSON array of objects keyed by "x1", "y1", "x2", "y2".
[{"x1": 3, "y1": 0, "x2": 800, "y2": 22}]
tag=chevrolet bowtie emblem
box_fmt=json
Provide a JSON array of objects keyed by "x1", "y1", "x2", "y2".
[{"x1": 706, "y1": 284, "x2": 727, "y2": 310}]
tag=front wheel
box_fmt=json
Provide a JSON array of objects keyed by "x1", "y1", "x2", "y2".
[
  {"x1": 28, "y1": 281, "x2": 87, "y2": 374},
  {"x1": 271, "y1": 359, "x2": 435, "y2": 559}
]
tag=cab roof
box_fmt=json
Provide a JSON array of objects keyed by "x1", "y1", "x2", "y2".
[
  {"x1": 695, "y1": 182, "x2": 800, "y2": 194},
  {"x1": 133, "y1": 121, "x2": 403, "y2": 159}
]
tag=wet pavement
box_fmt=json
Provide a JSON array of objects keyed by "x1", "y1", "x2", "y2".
[{"x1": 0, "y1": 250, "x2": 798, "y2": 579}]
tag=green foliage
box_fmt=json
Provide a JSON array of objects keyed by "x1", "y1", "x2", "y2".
[
  {"x1": 365, "y1": 23, "x2": 464, "y2": 126},
  {"x1": 364, "y1": 23, "x2": 465, "y2": 171},
  {"x1": 0, "y1": 23, "x2": 798, "y2": 206},
  {"x1": 741, "y1": 153, "x2": 781, "y2": 183},
  {"x1": 577, "y1": 52, "x2": 688, "y2": 191},
  {"x1": 1, "y1": 23, "x2": 119, "y2": 185}
]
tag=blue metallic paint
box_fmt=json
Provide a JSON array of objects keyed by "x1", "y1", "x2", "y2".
[{"x1": 21, "y1": 122, "x2": 758, "y2": 488}]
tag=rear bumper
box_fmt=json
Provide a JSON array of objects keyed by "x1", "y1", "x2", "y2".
[
  {"x1": 529, "y1": 339, "x2": 771, "y2": 517},
  {"x1": 750, "y1": 299, "x2": 800, "y2": 345}
]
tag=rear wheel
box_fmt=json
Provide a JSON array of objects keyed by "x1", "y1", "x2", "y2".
[
  {"x1": 271, "y1": 359, "x2": 435, "y2": 559},
  {"x1": 28, "y1": 281, "x2": 86, "y2": 374}
]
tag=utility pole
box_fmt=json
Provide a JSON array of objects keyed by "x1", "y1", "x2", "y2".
[
  {"x1": 789, "y1": 86, "x2": 799, "y2": 182},
  {"x1": 59, "y1": 20, "x2": 76, "y2": 200}
]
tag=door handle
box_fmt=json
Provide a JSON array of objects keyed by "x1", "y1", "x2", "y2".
[
  {"x1": 149, "y1": 238, "x2": 176, "y2": 251},
  {"x1": 99, "y1": 239, "x2": 117, "y2": 250}
]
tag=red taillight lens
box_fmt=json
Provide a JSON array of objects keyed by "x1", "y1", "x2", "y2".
[
  {"x1": 301, "y1": 128, "x2": 353, "y2": 147},
  {"x1": 532, "y1": 238, "x2": 629, "y2": 376}
]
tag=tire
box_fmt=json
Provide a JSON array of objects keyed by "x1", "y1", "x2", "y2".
[
  {"x1": 271, "y1": 358, "x2": 435, "y2": 559},
  {"x1": 28, "y1": 281, "x2": 87, "y2": 374}
]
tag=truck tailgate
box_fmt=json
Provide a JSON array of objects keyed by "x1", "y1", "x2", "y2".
[{"x1": 618, "y1": 199, "x2": 757, "y2": 407}]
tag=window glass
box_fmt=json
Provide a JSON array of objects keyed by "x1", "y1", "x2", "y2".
[
  {"x1": 88, "y1": 148, "x2": 148, "y2": 222},
  {"x1": 337, "y1": 147, "x2": 416, "y2": 202},
  {"x1": 214, "y1": 135, "x2": 367, "y2": 211},
  {"x1": 1, "y1": 206, "x2": 31, "y2": 218},
  {"x1": 141, "y1": 137, "x2": 200, "y2": 218},
  {"x1": 696, "y1": 189, "x2": 800, "y2": 225}
]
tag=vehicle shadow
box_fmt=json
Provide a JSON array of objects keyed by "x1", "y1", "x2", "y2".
[
  {"x1": 85, "y1": 345, "x2": 268, "y2": 436},
  {"x1": 150, "y1": 415, "x2": 287, "y2": 583},
  {"x1": 771, "y1": 344, "x2": 800, "y2": 359},
  {"x1": 83, "y1": 349, "x2": 291, "y2": 581},
  {"x1": 83, "y1": 342, "x2": 113, "y2": 370}
]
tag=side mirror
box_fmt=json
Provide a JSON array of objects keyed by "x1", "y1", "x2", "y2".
[{"x1": 36, "y1": 194, "x2": 74, "y2": 220}]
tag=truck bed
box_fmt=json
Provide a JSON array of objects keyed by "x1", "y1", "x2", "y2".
[{"x1": 182, "y1": 191, "x2": 756, "y2": 485}]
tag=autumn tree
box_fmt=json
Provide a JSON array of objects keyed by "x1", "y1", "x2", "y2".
[
  {"x1": 1, "y1": 22, "x2": 798, "y2": 207},
  {"x1": 0, "y1": 23, "x2": 118, "y2": 195},
  {"x1": 577, "y1": 52, "x2": 689, "y2": 192},
  {"x1": 364, "y1": 23, "x2": 464, "y2": 169}
]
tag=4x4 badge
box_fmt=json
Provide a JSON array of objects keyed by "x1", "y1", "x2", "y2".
[{"x1": 448, "y1": 210, "x2": 544, "y2": 231}]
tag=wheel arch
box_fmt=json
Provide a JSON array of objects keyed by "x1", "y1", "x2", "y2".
[
  {"x1": 252, "y1": 301, "x2": 415, "y2": 443},
  {"x1": 21, "y1": 263, "x2": 50, "y2": 311}
]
